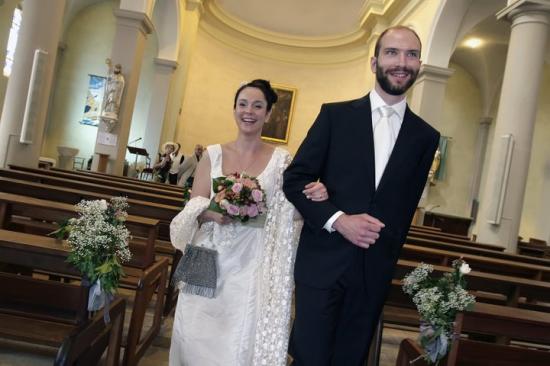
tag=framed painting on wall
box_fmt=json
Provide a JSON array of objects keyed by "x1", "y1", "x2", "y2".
[
  {"x1": 261, "y1": 84, "x2": 296, "y2": 144},
  {"x1": 80, "y1": 74, "x2": 106, "y2": 126}
]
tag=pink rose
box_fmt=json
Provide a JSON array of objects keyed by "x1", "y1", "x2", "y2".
[
  {"x1": 257, "y1": 202, "x2": 266, "y2": 214},
  {"x1": 251, "y1": 189, "x2": 263, "y2": 203},
  {"x1": 232, "y1": 183, "x2": 243, "y2": 194},
  {"x1": 227, "y1": 204, "x2": 240, "y2": 216},
  {"x1": 243, "y1": 178, "x2": 255, "y2": 189},
  {"x1": 247, "y1": 205, "x2": 259, "y2": 218},
  {"x1": 239, "y1": 206, "x2": 248, "y2": 216}
]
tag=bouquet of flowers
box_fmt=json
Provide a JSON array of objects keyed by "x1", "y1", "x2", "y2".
[
  {"x1": 402, "y1": 259, "x2": 476, "y2": 365},
  {"x1": 54, "y1": 197, "x2": 132, "y2": 315},
  {"x1": 208, "y1": 172, "x2": 266, "y2": 223}
]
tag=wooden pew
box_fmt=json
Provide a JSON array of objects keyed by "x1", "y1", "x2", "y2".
[
  {"x1": 0, "y1": 176, "x2": 181, "y2": 315},
  {"x1": 54, "y1": 298, "x2": 125, "y2": 366},
  {"x1": 407, "y1": 231, "x2": 504, "y2": 251},
  {"x1": 372, "y1": 259, "x2": 550, "y2": 366},
  {"x1": 390, "y1": 260, "x2": 550, "y2": 312},
  {"x1": 0, "y1": 176, "x2": 179, "y2": 240},
  {"x1": 518, "y1": 239, "x2": 550, "y2": 258},
  {"x1": 0, "y1": 192, "x2": 159, "y2": 268},
  {"x1": 402, "y1": 236, "x2": 550, "y2": 268},
  {"x1": 68, "y1": 168, "x2": 184, "y2": 192},
  {"x1": 396, "y1": 303, "x2": 550, "y2": 366},
  {"x1": 0, "y1": 168, "x2": 184, "y2": 207},
  {"x1": 410, "y1": 224, "x2": 441, "y2": 233},
  {"x1": 399, "y1": 244, "x2": 550, "y2": 282},
  {"x1": 0, "y1": 231, "x2": 125, "y2": 366},
  {"x1": 0, "y1": 229, "x2": 168, "y2": 366},
  {"x1": 10, "y1": 164, "x2": 185, "y2": 199}
]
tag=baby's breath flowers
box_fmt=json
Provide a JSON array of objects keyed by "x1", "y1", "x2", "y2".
[
  {"x1": 403, "y1": 259, "x2": 475, "y2": 364},
  {"x1": 63, "y1": 197, "x2": 132, "y2": 296}
]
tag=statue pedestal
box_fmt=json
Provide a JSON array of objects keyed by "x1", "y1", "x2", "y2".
[{"x1": 96, "y1": 153, "x2": 110, "y2": 173}]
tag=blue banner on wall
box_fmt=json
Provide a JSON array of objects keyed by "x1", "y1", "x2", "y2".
[{"x1": 80, "y1": 74, "x2": 105, "y2": 126}]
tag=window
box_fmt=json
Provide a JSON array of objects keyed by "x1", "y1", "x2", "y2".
[{"x1": 3, "y1": 6, "x2": 22, "y2": 77}]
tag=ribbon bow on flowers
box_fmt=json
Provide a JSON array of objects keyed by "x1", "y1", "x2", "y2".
[{"x1": 402, "y1": 258, "x2": 475, "y2": 365}]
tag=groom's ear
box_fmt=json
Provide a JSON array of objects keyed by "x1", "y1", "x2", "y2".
[{"x1": 370, "y1": 56, "x2": 377, "y2": 73}]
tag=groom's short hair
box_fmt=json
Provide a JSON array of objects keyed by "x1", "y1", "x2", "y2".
[{"x1": 374, "y1": 26, "x2": 422, "y2": 58}]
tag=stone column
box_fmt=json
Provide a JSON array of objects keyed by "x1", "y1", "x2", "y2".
[
  {"x1": 409, "y1": 64, "x2": 454, "y2": 131},
  {"x1": 0, "y1": 0, "x2": 66, "y2": 168},
  {"x1": 468, "y1": 116, "x2": 493, "y2": 220},
  {"x1": 91, "y1": 9, "x2": 153, "y2": 175},
  {"x1": 142, "y1": 57, "x2": 178, "y2": 164},
  {"x1": 477, "y1": 1, "x2": 550, "y2": 252},
  {"x1": 407, "y1": 64, "x2": 453, "y2": 225},
  {"x1": 161, "y1": 0, "x2": 203, "y2": 145}
]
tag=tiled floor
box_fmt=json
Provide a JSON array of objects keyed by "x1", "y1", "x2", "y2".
[
  {"x1": 0, "y1": 288, "x2": 419, "y2": 366},
  {"x1": 0, "y1": 317, "x2": 418, "y2": 366}
]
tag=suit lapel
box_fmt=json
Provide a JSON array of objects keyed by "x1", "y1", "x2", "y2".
[
  {"x1": 375, "y1": 106, "x2": 419, "y2": 193},
  {"x1": 351, "y1": 94, "x2": 376, "y2": 197}
]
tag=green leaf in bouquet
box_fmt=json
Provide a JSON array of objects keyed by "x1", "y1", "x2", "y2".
[
  {"x1": 48, "y1": 219, "x2": 72, "y2": 240},
  {"x1": 212, "y1": 176, "x2": 227, "y2": 193},
  {"x1": 208, "y1": 198, "x2": 225, "y2": 214}
]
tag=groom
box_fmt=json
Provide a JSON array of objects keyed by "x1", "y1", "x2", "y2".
[{"x1": 283, "y1": 26, "x2": 440, "y2": 365}]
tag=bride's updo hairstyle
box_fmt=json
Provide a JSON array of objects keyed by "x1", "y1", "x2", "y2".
[{"x1": 233, "y1": 79, "x2": 278, "y2": 112}]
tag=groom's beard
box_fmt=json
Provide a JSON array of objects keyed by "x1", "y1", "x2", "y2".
[{"x1": 376, "y1": 64, "x2": 419, "y2": 96}]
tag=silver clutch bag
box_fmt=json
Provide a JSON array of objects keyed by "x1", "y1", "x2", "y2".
[{"x1": 171, "y1": 244, "x2": 218, "y2": 298}]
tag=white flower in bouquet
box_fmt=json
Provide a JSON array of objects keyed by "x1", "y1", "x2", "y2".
[
  {"x1": 402, "y1": 258, "x2": 476, "y2": 364},
  {"x1": 459, "y1": 262, "x2": 471, "y2": 274},
  {"x1": 65, "y1": 197, "x2": 132, "y2": 296}
]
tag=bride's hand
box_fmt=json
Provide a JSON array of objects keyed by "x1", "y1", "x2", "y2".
[
  {"x1": 199, "y1": 210, "x2": 233, "y2": 225},
  {"x1": 303, "y1": 182, "x2": 329, "y2": 202}
]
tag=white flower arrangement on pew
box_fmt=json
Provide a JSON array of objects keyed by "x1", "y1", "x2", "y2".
[
  {"x1": 402, "y1": 259, "x2": 476, "y2": 365},
  {"x1": 54, "y1": 197, "x2": 132, "y2": 319}
]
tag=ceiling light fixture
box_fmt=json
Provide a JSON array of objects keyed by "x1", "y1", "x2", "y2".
[{"x1": 464, "y1": 38, "x2": 482, "y2": 48}]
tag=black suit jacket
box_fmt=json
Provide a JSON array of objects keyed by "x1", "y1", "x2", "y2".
[{"x1": 283, "y1": 94, "x2": 439, "y2": 301}]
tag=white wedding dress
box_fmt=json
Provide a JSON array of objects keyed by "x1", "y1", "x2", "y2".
[{"x1": 169, "y1": 144, "x2": 302, "y2": 366}]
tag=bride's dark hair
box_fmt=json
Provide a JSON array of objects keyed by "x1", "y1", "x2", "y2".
[{"x1": 233, "y1": 79, "x2": 278, "y2": 112}]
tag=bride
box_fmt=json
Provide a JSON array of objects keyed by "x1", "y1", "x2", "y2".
[{"x1": 169, "y1": 79, "x2": 328, "y2": 366}]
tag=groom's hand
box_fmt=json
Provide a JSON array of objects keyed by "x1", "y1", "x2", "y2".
[{"x1": 333, "y1": 214, "x2": 385, "y2": 248}]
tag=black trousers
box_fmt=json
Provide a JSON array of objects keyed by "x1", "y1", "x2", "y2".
[
  {"x1": 289, "y1": 252, "x2": 376, "y2": 366},
  {"x1": 168, "y1": 173, "x2": 178, "y2": 185}
]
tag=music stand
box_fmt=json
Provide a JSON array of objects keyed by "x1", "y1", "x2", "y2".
[{"x1": 127, "y1": 146, "x2": 149, "y2": 171}]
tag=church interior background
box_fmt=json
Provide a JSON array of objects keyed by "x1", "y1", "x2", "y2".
[{"x1": 0, "y1": 1, "x2": 549, "y2": 363}]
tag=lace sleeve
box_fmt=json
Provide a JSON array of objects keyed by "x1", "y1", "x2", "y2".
[
  {"x1": 169, "y1": 196, "x2": 210, "y2": 251},
  {"x1": 274, "y1": 150, "x2": 302, "y2": 221}
]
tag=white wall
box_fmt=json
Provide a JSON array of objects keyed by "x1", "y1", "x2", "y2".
[
  {"x1": 520, "y1": 62, "x2": 550, "y2": 241},
  {"x1": 43, "y1": 0, "x2": 158, "y2": 165},
  {"x1": 43, "y1": 0, "x2": 117, "y2": 161},
  {"x1": 424, "y1": 62, "x2": 481, "y2": 217},
  {"x1": 0, "y1": 0, "x2": 20, "y2": 116},
  {"x1": 176, "y1": 29, "x2": 374, "y2": 156}
]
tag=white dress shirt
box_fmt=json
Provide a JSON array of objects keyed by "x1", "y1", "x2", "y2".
[{"x1": 323, "y1": 89, "x2": 406, "y2": 232}]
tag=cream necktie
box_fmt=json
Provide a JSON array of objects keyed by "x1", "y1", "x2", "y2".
[{"x1": 374, "y1": 105, "x2": 395, "y2": 188}]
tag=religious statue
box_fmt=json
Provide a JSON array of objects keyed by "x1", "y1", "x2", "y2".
[
  {"x1": 428, "y1": 148, "x2": 441, "y2": 185},
  {"x1": 100, "y1": 58, "x2": 125, "y2": 132}
]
